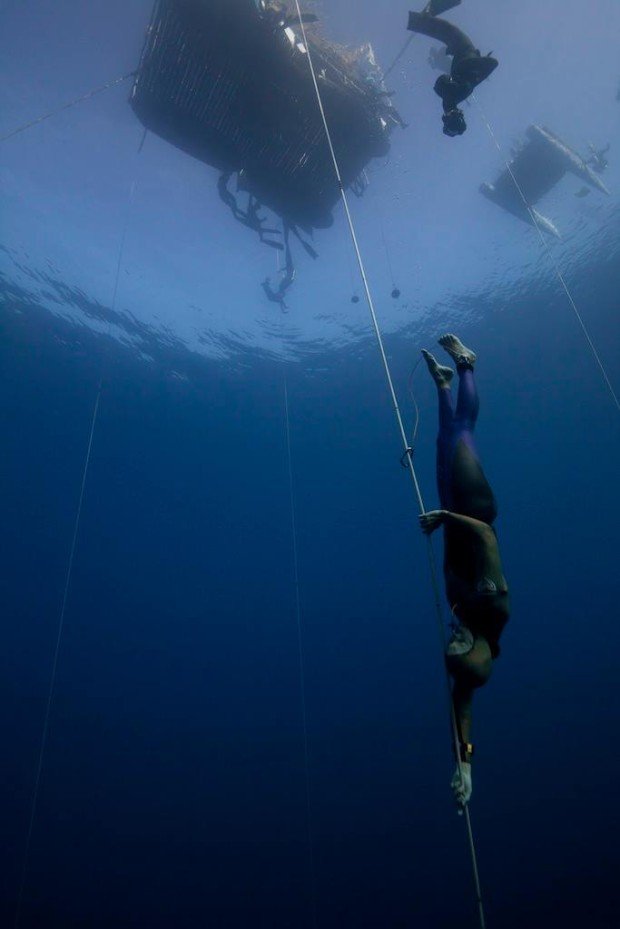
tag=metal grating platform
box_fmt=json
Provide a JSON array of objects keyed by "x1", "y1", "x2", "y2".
[{"x1": 131, "y1": 0, "x2": 392, "y2": 227}]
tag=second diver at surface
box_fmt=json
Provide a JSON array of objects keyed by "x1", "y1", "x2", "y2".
[{"x1": 407, "y1": 4, "x2": 498, "y2": 136}]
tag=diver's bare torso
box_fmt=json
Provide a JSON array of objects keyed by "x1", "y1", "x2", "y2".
[
  {"x1": 443, "y1": 512, "x2": 509, "y2": 656},
  {"x1": 444, "y1": 515, "x2": 507, "y2": 601}
]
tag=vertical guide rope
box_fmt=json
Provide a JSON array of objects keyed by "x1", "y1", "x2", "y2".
[
  {"x1": 284, "y1": 377, "x2": 318, "y2": 929},
  {"x1": 13, "y1": 387, "x2": 102, "y2": 929},
  {"x1": 473, "y1": 95, "x2": 619, "y2": 413},
  {"x1": 14, "y1": 178, "x2": 137, "y2": 929},
  {"x1": 292, "y1": 4, "x2": 485, "y2": 927}
]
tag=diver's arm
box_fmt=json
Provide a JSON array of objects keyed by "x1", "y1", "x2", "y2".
[
  {"x1": 419, "y1": 509, "x2": 491, "y2": 537},
  {"x1": 450, "y1": 642, "x2": 492, "y2": 807},
  {"x1": 453, "y1": 681, "x2": 473, "y2": 745},
  {"x1": 446, "y1": 682, "x2": 474, "y2": 807}
]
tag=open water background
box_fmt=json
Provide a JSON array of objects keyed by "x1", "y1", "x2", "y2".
[{"x1": 1, "y1": 1, "x2": 619, "y2": 926}]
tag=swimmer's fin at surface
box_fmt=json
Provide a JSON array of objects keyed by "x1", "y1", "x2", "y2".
[{"x1": 424, "y1": 0, "x2": 462, "y2": 17}]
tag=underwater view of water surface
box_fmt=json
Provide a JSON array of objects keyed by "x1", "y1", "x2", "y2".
[{"x1": 1, "y1": 1, "x2": 619, "y2": 926}]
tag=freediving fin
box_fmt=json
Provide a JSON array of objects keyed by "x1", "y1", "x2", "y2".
[{"x1": 425, "y1": 0, "x2": 462, "y2": 16}]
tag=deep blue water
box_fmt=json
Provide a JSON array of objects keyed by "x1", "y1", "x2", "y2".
[{"x1": 2, "y1": 2, "x2": 620, "y2": 927}]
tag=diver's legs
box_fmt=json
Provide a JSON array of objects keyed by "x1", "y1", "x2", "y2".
[
  {"x1": 455, "y1": 365, "x2": 479, "y2": 427},
  {"x1": 435, "y1": 386, "x2": 454, "y2": 509},
  {"x1": 438, "y1": 333, "x2": 477, "y2": 367},
  {"x1": 422, "y1": 349, "x2": 454, "y2": 509},
  {"x1": 437, "y1": 336, "x2": 497, "y2": 523},
  {"x1": 421, "y1": 350, "x2": 454, "y2": 429},
  {"x1": 438, "y1": 334, "x2": 478, "y2": 425},
  {"x1": 446, "y1": 634, "x2": 493, "y2": 697},
  {"x1": 422, "y1": 349, "x2": 454, "y2": 389}
]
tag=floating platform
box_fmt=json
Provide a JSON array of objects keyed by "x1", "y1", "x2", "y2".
[
  {"x1": 480, "y1": 125, "x2": 610, "y2": 238},
  {"x1": 130, "y1": 0, "x2": 394, "y2": 230}
]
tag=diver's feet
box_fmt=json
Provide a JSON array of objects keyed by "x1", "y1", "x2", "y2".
[
  {"x1": 421, "y1": 349, "x2": 454, "y2": 387},
  {"x1": 438, "y1": 334, "x2": 476, "y2": 368}
]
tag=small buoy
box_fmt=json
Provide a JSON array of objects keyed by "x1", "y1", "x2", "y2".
[
  {"x1": 391, "y1": 288, "x2": 401, "y2": 299},
  {"x1": 351, "y1": 294, "x2": 360, "y2": 304}
]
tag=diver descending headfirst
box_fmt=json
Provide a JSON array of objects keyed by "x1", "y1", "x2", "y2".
[
  {"x1": 261, "y1": 222, "x2": 296, "y2": 311},
  {"x1": 407, "y1": 2, "x2": 498, "y2": 136},
  {"x1": 419, "y1": 335, "x2": 510, "y2": 806}
]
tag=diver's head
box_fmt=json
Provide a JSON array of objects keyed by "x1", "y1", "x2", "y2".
[
  {"x1": 442, "y1": 108, "x2": 466, "y2": 137},
  {"x1": 445, "y1": 628, "x2": 493, "y2": 689}
]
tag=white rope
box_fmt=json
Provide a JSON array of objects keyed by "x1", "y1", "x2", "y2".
[
  {"x1": 384, "y1": 33, "x2": 414, "y2": 80},
  {"x1": 283, "y1": 378, "x2": 318, "y2": 929},
  {"x1": 473, "y1": 96, "x2": 619, "y2": 413},
  {"x1": 292, "y1": 4, "x2": 485, "y2": 927},
  {"x1": 14, "y1": 176, "x2": 138, "y2": 928},
  {"x1": 13, "y1": 386, "x2": 102, "y2": 929},
  {"x1": 0, "y1": 72, "x2": 136, "y2": 144}
]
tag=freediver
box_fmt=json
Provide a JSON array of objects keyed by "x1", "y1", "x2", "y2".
[
  {"x1": 407, "y1": 3, "x2": 498, "y2": 136},
  {"x1": 219, "y1": 172, "x2": 283, "y2": 250},
  {"x1": 419, "y1": 334, "x2": 510, "y2": 806},
  {"x1": 217, "y1": 172, "x2": 245, "y2": 220},
  {"x1": 244, "y1": 196, "x2": 282, "y2": 249},
  {"x1": 261, "y1": 266, "x2": 295, "y2": 310},
  {"x1": 262, "y1": 228, "x2": 295, "y2": 311}
]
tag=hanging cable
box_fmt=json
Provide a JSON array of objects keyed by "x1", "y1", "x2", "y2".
[
  {"x1": 14, "y1": 175, "x2": 138, "y2": 929},
  {"x1": 383, "y1": 34, "x2": 415, "y2": 80},
  {"x1": 283, "y1": 377, "x2": 318, "y2": 929},
  {"x1": 137, "y1": 127, "x2": 148, "y2": 154},
  {"x1": 13, "y1": 386, "x2": 101, "y2": 929},
  {"x1": 292, "y1": 4, "x2": 486, "y2": 927},
  {"x1": 380, "y1": 217, "x2": 401, "y2": 298},
  {"x1": 345, "y1": 238, "x2": 360, "y2": 303},
  {"x1": 400, "y1": 359, "x2": 423, "y2": 470},
  {"x1": 0, "y1": 72, "x2": 136, "y2": 143},
  {"x1": 473, "y1": 95, "x2": 619, "y2": 413},
  {"x1": 407, "y1": 357, "x2": 423, "y2": 450}
]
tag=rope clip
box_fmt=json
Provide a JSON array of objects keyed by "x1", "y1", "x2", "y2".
[{"x1": 400, "y1": 447, "x2": 414, "y2": 469}]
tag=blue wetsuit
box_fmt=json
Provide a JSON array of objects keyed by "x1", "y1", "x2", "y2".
[{"x1": 436, "y1": 363, "x2": 497, "y2": 525}]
